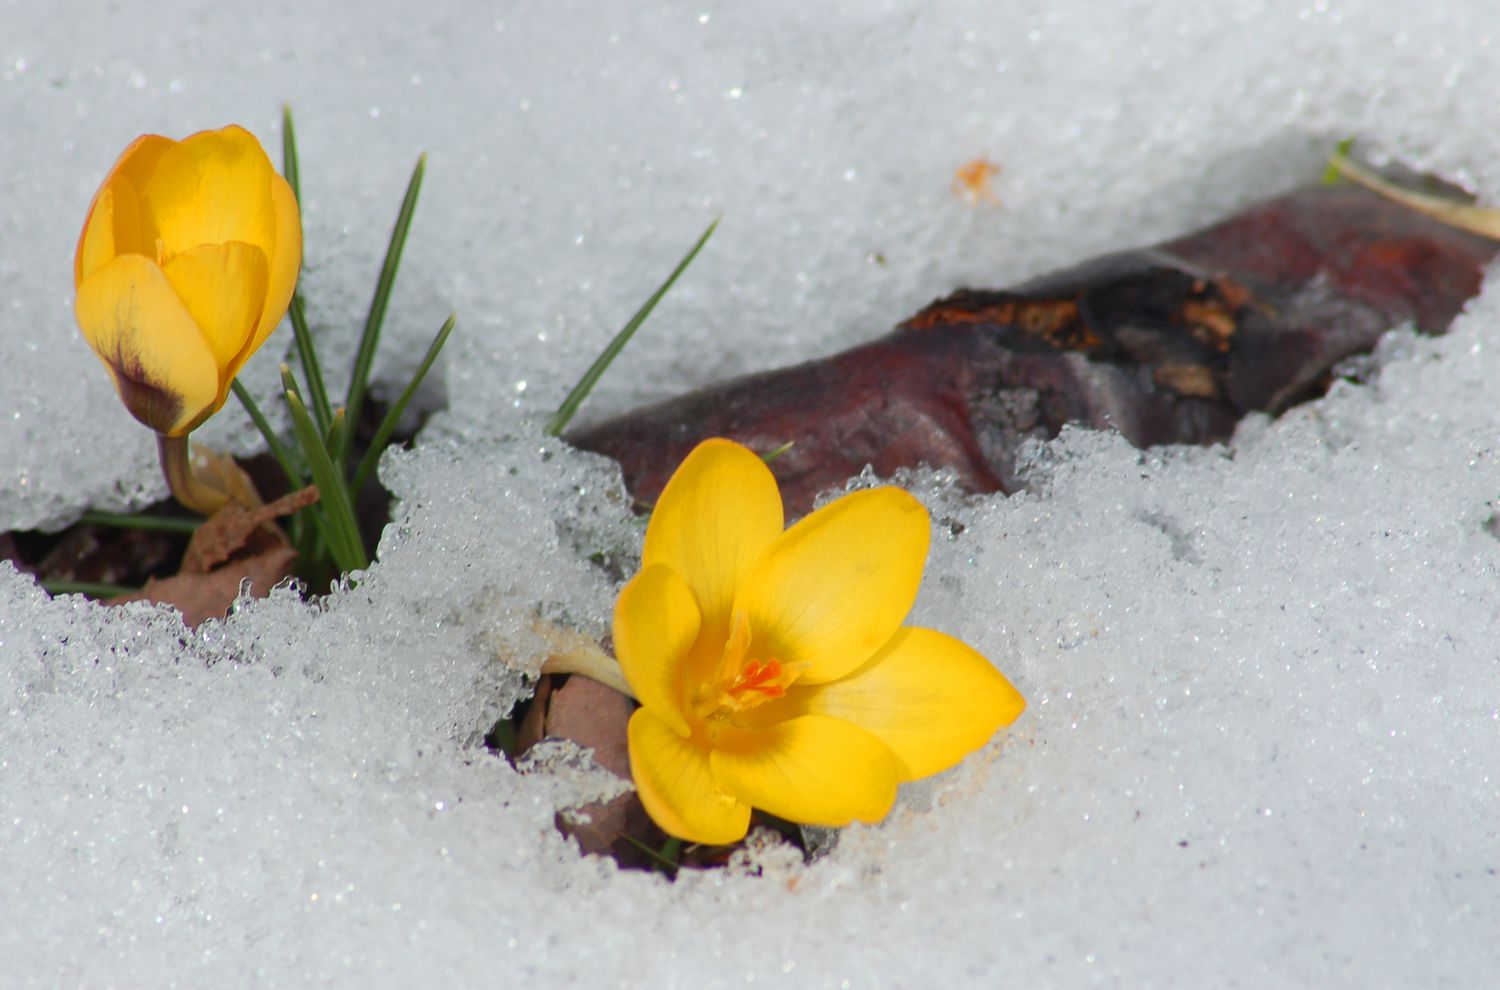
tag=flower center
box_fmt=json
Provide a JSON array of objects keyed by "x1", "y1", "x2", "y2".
[
  {"x1": 692, "y1": 610, "x2": 803, "y2": 719},
  {"x1": 721, "y1": 657, "x2": 792, "y2": 711}
]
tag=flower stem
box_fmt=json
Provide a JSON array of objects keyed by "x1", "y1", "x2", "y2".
[{"x1": 157, "y1": 434, "x2": 230, "y2": 516}]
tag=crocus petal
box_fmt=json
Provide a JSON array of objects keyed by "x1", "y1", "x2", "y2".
[
  {"x1": 140, "y1": 126, "x2": 277, "y2": 258},
  {"x1": 74, "y1": 135, "x2": 173, "y2": 284},
  {"x1": 614, "y1": 563, "x2": 701, "y2": 736},
  {"x1": 628, "y1": 708, "x2": 751, "y2": 845},
  {"x1": 160, "y1": 242, "x2": 269, "y2": 379},
  {"x1": 75, "y1": 255, "x2": 221, "y2": 436},
  {"x1": 643, "y1": 438, "x2": 783, "y2": 639},
  {"x1": 75, "y1": 184, "x2": 122, "y2": 287},
  {"x1": 788, "y1": 627, "x2": 1026, "y2": 781},
  {"x1": 241, "y1": 175, "x2": 302, "y2": 369},
  {"x1": 710, "y1": 714, "x2": 901, "y2": 827},
  {"x1": 734, "y1": 486, "x2": 929, "y2": 684},
  {"x1": 104, "y1": 134, "x2": 175, "y2": 202}
]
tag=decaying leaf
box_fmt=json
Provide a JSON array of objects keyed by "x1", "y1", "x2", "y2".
[
  {"x1": 108, "y1": 486, "x2": 319, "y2": 627},
  {"x1": 572, "y1": 183, "x2": 1498, "y2": 517},
  {"x1": 518, "y1": 673, "x2": 666, "y2": 863}
]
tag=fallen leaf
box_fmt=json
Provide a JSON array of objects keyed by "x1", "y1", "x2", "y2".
[{"x1": 108, "y1": 486, "x2": 319, "y2": 627}]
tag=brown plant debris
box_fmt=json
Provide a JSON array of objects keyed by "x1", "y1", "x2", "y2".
[{"x1": 107, "y1": 485, "x2": 320, "y2": 627}]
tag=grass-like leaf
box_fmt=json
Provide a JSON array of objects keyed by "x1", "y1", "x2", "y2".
[
  {"x1": 324, "y1": 407, "x2": 348, "y2": 464},
  {"x1": 351, "y1": 313, "x2": 457, "y2": 498},
  {"x1": 1321, "y1": 137, "x2": 1356, "y2": 185},
  {"x1": 544, "y1": 218, "x2": 719, "y2": 438},
  {"x1": 281, "y1": 104, "x2": 302, "y2": 203},
  {"x1": 41, "y1": 579, "x2": 137, "y2": 599},
  {"x1": 288, "y1": 294, "x2": 333, "y2": 434},
  {"x1": 282, "y1": 366, "x2": 368, "y2": 573},
  {"x1": 618, "y1": 834, "x2": 682, "y2": 876},
  {"x1": 280, "y1": 107, "x2": 333, "y2": 434},
  {"x1": 760, "y1": 440, "x2": 795, "y2": 464},
  {"x1": 78, "y1": 510, "x2": 201, "y2": 533},
  {"x1": 232, "y1": 379, "x2": 306, "y2": 491},
  {"x1": 340, "y1": 153, "x2": 427, "y2": 469}
]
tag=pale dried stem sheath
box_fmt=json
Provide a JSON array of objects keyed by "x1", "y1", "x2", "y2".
[
  {"x1": 157, "y1": 434, "x2": 264, "y2": 517},
  {"x1": 1331, "y1": 152, "x2": 1500, "y2": 241},
  {"x1": 534, "y1": 620, "x2": 635, "y2": 699}
]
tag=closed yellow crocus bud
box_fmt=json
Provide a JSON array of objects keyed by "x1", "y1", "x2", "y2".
[{"x1": 74, "y1": 125, "x2": 301, "y2": 437}]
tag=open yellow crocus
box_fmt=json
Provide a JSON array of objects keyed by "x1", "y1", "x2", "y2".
[
  {"x1": 74, "y1": 125, "x2": 301, "y2": 438},
  {"x1": 615, "y1": 438, "x2": 1026, "y2": 845}
]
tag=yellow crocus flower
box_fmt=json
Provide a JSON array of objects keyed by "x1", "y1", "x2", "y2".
[
  {"x1": 74, "y1": 125, "x2": 301, "y2": 438},
  {"x1": 614, "y1": 438, "x2": 1026, "y2": 845}
]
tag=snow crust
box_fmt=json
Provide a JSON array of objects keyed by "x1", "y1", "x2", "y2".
[{"x1": 3, "y1": 0, "x2": 1498, "y2": 985}]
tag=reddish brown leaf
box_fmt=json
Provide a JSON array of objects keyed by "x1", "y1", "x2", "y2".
[
  {"x1": 572, "y1": 184, "x2": 1499, "y2": 517},
  {"x1": 108, "y1": 486, "x2": 319, "y2": 627},
  {"x1": 539, "y1": 675, "x2": 663, "y2": 858}
]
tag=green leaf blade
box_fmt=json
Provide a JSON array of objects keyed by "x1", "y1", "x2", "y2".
[
  {"x1": 282, "y1": 367, "x2": 368, "y2": 573},
  {"x1": 545, "y1": 217, "x2": 718, "y2": 438},
  {"x1": 350, "y1": 313, "x2": 457, "y2": 499},
  {"x1": 281, "y1": 104, "x2": 302, "y2": 203},
  {"x1": 232, "y1": 379, "x2": 306, "y2": 491},
  {"x1": 340, "y1": 153, "x2": 427, "y2": 469}
]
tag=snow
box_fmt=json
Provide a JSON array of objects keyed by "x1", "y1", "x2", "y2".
[{"x1": 3, "y1": 0, "x2": 1499, "y2": 985}]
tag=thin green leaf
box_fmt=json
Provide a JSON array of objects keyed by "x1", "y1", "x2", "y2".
[
  {"x1": 281, "y1": 104, "x2": 301, "y2": 203},
  {"x1": 41, "y1": 579, "x2": 137, "y2": 599},
  {"x1": 279, "y1": 109, "x2": 331, "y2": 434},
  {"x1": 350, "y1": 313, "x2": 457, "y2": 498},
  {"x1": 232, "y1": 379, "x2": 306, "y2": 491},
  {"x1": 324, "y1": 407, "x2": 347, "y2": 464},
  {"x1": 282, "y1": 367, "x2": 368, "y2": 572},
  {"x1": 78, "y1": 510, "x2": 201, "y2": 533},
  {"x1": 1321, "y1": 137, "x2": 1356, "y2": 185},
  {"x1": 760, "y1": 440, "x2": 795, "y2": 464},
  {"x1": 288, "y1": 294, "x2": 333, "y2": 434},
  {"x1": 545, "y1": 217, "x2": 718, "y2": 437},
  {"x1": 486, "y1": 718, "x2": 519, "y2": 759},
  {"x1": 618, "y1": 834, "x2": 681, "y2": 876},
  {"x1": 341, "y1": 153, "x2": 427, "y2": 468}
]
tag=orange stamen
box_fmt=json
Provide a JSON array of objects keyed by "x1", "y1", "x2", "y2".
[
  {"x1": 692, "y1": 609, "x2": 806, "y2": 718},
  {"x1": 725, "y1": 658, "x2": 789, "y2": 705}
]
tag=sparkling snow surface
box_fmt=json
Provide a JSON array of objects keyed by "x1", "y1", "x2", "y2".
[{"x1": 3, "y1": 1, "x2": 1499, "y2": 986}]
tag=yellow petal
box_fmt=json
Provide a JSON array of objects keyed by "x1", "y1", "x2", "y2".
[
  {"x1": 790, "y1": 627, "x2": 1026, "y2": 781},
  {"x1": 75, "y1": 135, "x2": 174, "y2": 284},
  {"x1": 75, "y1": 183, "x2": 121, "y2": 287},
  {"x1": 628, "y1": 708, "x2": 750, "y2": 845},
  {"x1": 710, "y1": 714, "x2": 900, "y2": 827},
  {"x1": 735, "y1": 486, "x2": 929, "y2": 684},
  {"x1": 105, "y1": 133, "x2": 175, "y2": 197},
  {"x1": 613, "y1": 563, "x2": 701, "y2": 736},
  {"x1": 74, "y1": 255, "x2": 221, "y2": 436},
  {"x1": 159, "y1": 242, "x2": 269, "y2": 380},
  {"x1": 643, "y1": 439, "x2": 784, "y2": 641},
  {"x1": 241, "y1": 174, "x2": 302, "y2": 368},
  {"x1": 140, "y1": 125, "x2": 277, "y2": 258}
]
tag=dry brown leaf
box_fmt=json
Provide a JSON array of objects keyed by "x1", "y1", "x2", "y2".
[
  {"x1": 108, "y1": 486, "x2": 320, "y2": 627},
  {"x1": 524, "y1": 673, "x2": 662, "y2": 859}
]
